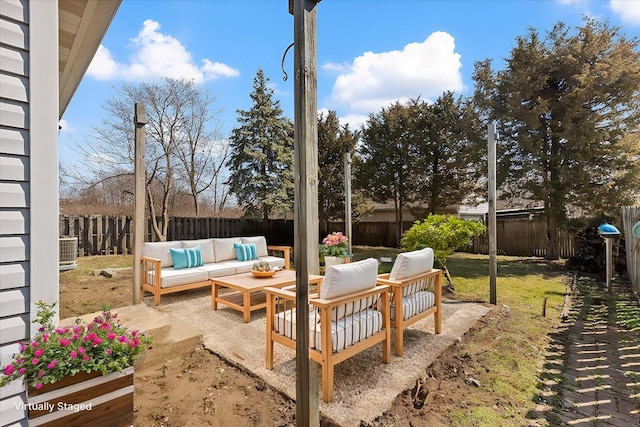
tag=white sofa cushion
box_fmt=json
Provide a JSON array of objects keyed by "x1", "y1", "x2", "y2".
[
  {"x1": 389, "y1": 248, "x2": 434, "y2": 281},
  {"x1": 259, "y1": 256, "x2": 286, "y2": 270},
  {"x1": 241, "y1": 236, "x2": 269, "y2": 257},
  {"x1": 181, "y1": 238, "x2": 215, "y2": 263},
  {"x1": 143, "y1": 241, "x2": 182, "y2": 268},
  {"x1": 321, "y1": 258, "x2": 378, "y2": 300},
  {"x1": 153, "y1": 268, "x2": 209, "y2": 288},
  {"x1": 213, "y1": 237, "x2": 242, "y2": 262},
  {"x1": 197, "y1": 263, "x2": 236, "y2": 279}
]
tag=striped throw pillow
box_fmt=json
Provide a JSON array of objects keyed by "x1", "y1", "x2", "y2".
[
  {"x1": 234, "y1": 243, "x2": 258, "y2": 261},
  {"x1": 170, "y1": 246, "x2": 204, "y2": 269}
]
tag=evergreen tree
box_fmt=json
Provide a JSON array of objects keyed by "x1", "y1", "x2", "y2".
[
  {"x1": 317, "y1": 110, "x2": 361, "y2": 235},
  {"x1": 411, "y1": 93, "x2": 484, "y2": 216},
  {"x1": 226, "y1": 69, "x2": 294, "y2": 219},
  {"x1": 473, "y1": 19, "x2": 640, "y2": 259},
  {"x1": 357, "y1": 102, "x2": 417, "y2": 245}
]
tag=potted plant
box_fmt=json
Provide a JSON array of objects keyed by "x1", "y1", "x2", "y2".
[
  {"x1": 319, "y1": 231, "x2": 350, "y2": 268},
  {"x1": 0, "y1": 301, "x2": 152, "y2": 426}
]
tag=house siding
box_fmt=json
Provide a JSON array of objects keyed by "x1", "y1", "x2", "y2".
[{"x1": 0, "y1": 0, "x2": 58, "y2": 426}]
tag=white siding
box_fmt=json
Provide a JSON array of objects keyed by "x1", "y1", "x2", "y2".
[{"x1": 0, "y1": 1, "x2": 31, "y2": 425}]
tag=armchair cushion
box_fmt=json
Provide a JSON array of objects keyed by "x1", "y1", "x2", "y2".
[
  {"x1": 321, "y1": 258, "x2": 378, "y2": 300},
  {"x1": 313, "y1": 309, "x2": 383, "y2": 352},
  {"x1": 389, "y1": 248, "x2": 434, "y2": 281},
  {"x1": 143, "y1": 241, "x2": 182, "y2": 268}
]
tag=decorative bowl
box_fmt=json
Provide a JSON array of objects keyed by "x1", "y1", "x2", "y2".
[{"x1": 251, "y1": 270, "x2": 276, "y2": 278}]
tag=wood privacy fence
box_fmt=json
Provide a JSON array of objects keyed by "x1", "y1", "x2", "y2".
[
  {"x1": 621, "y1": 206, "x2": 640, "y2": 293},
  {"x1": 59, "y1": 215, "x2": 293, "y2": 256},
  {"x1": 61, "y1": 215, "x2": 578, "y2": 258},
  {"x1": 473, "y1": 218, "x2": 575, "y2": 258}
]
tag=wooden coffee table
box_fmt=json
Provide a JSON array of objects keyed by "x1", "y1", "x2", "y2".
[{"x1": 212, "y1": 270, "x2": 323, "y2": 322}]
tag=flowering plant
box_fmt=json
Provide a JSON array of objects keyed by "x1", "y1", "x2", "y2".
[
  {"x1": 0, "y1": 301, "x2": 152, "y2": 390},
  {"x1": 319, "y1": 231, "x2": 350, "y2": 258}
]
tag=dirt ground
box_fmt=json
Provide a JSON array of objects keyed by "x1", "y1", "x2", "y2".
[{"x1": 58, "y1": 267, "x2": 514, "y2": 427}]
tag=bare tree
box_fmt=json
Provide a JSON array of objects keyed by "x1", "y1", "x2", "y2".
[{"x1": 66, "y1": 78, "x2": 227, "y2": 239}]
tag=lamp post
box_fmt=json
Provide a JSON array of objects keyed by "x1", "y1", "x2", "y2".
[{"x1": 597, "y1": 222, "x2": 621, "y2": 293}]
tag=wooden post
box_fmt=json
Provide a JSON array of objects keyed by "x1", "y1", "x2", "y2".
[
  {"x1": 291, "y1": 1, "x2": 321, "y2": 425},
  {"x1": 133, "y1": 103, "x2": 146, "y2": 304},
  {"x1": 344, "y1": 152, "x2": 352, "y2": 258},
  {"x1": 488, "y1": 123, "x2": 497, "y2": 305}
]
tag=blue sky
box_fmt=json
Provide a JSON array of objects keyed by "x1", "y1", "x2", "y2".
[{"x1": 59, "y1": 0, "x2": 640, "y2": 168}]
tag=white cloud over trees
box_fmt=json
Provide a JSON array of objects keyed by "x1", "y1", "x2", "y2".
[
  {"x1": 324, "y1": 31, "x2": 464, "y2": 120},
  {"x1": 87, "y1": 19, "x2": 240, "y2": 83}
]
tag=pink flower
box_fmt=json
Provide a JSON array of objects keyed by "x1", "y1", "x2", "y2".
[
  {"x1": 107, "y1": 332, "x2": 116, "y2": 340},
  {"x1": 3, "y1": 364, "x2": 14, "y2": 376},
  {"x1": 19, "y1": 367, "x2": 25, "y2": 374},
  {"x1": 34, "y1": 348, "x2": 44, "y2": 357},
  {"x1": 83, "y1": 355, "x2": 89, "y2": 362},
  {"x1": 70, "y1": 351, "x2": 77, "y2": 359},
  {"x1": 47, "y1": 360, "x2": 57, "y2": 370},
  {"x1": 72, "y1": 334, "x2": 79, "y2": 340},
  {"x1": 31, "y1": 341, "x2": 39, "y2": 348},
  {"x1": 131, "y1": 330, "x2": 138, "y2": 337},
  {"x1": 106, "y1": 349, "x2": 112, "y2": 355},
  {"x1": 38, "y1": 370, "x2": 44, "y2": 378},
  {"x1": 59, "y1": 338, "x2": 71, "y2": 347},
  {"x1": 41, "y1": 334, "x2": 48, "y2": 342},
  {"x1": 38, "y1": 326, "x2": 45, "y2": 332},
  {"x1": 18, "y1": 343, "x2": 26, "y2": 352},
  {"x1": 35, "y1": 383, "x2": 43, "y2": 389},
  {"x1": 77, "y1": 347, "x2": 85, "y2": 354},
  {"x1": 118, "y1": 335, "x2": 127, "y2": 343},
  {"x1": 16, "y1": 358, "x2": 23, "y2": 364},
  {"x1": 31, "y1": 358, "x2": 39, "y2": 365},
  {"x1": 92, "y1": 338, "x2": 102, "y2": 346}
]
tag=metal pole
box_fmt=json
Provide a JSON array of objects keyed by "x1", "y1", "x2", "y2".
[
  {"x1": 605, "y1": 237, "x2": 613, "y2": 293},
  {"x1": 488, "y1": 123, "x2": 497, "y2": 305},
  {"x1": 344, "y1": 152, "x2": 352, "y2": 259},
  {"x1": 291, "y1": 1, "x2": 320, "y2": 425},
  {"x1": 133, "y1": 103, "x2": 146, "y2": 304}
]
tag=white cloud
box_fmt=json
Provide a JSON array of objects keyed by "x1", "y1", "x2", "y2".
[
  {"x1": 86, "y1": 19, "x2": 240, "y2": 83},
  {"x1": 610, "y1": 0, "x2": 640, "y2": 25},
  {"x1": 58, "y1": 118, "x2": 74, "y2": 132},
  {"x1": 339, "y1": 114, "x2": 369, "y2": 131},
  {"x1": 325, "y1": 32, "x2": 463, "y2": 116}
]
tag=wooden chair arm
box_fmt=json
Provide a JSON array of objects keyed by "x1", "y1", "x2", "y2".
[
  {"x1": 263, "y1": 286, "x2": 297, "y2": 301},
  {"x1": 309, "y1": 284, "x2": 389, "y2": 308},
  {"x1": 140, "y1": 256, "x2": 161, "y2": 266},
  {"x1": 268, "y1": 245, "x2": 292, "y2": 270},
  {"x1": 376, "y1": 269, "x2": 442, "y2": 287}
]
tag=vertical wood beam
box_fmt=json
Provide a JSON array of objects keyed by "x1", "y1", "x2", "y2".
[
  {"x1": 488, "y1": 123, "x2": 497, "y2": 305},
  {"x1": 292, "y1": 1, "x2": 320, "y2": 425},
  {"x1": 133, "y1": 103, "x2": 146, "y2": 304},
  {"x1": 344, "y1": 152, "x2": 352, "y2": 258}
]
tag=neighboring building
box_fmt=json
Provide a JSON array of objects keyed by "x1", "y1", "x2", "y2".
[{"x1": 0, "y1": 1, "x2": 120, "y2": 425}]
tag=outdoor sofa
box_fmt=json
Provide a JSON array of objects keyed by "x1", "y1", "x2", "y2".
[{"x1": 141, "y1": 236, "x2": 291, "y2": 306}]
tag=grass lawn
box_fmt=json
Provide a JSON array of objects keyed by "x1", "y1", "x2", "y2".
[{"x1": 355, "y1": 248, "x2": 569, "y2": 425}]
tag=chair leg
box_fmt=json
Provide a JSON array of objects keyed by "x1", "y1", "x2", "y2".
[{"x1": 321, "y1": 362, "x2": 334, "y2": 402}]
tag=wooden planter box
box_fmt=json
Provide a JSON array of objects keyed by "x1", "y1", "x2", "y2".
[{"x1": 27, "y1": 367, "x2": 134, "y2": 427}]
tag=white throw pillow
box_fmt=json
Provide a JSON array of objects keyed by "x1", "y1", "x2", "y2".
[
  {"x1": 181, "y1": 238, "x2": 215, "y2": 263},
  {"x1": 143, "y1": 241, "x2": 182, "y2": 268},
  {"x1": 389, "y1": 248, "x2": 434, "y2": 281},
  {"x1": 241, "y1": 236, "x2": 269, "y2": 257},
  {"x1": 321, "y1": 258, "x2": 378, "y2": 300},
  {"x1": 212, "y1": 237, "x2": 242, "y2": 262}
]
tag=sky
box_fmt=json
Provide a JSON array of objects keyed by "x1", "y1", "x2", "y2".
[{"x1": 59, "y1": 0, "x2": 640, "y2": 168}]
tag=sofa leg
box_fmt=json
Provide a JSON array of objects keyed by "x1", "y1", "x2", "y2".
[
  {"x1": 321, "y1": 363, "x2": 334, "y2": 402},
  {"x1": 154, "y1": 293, "x2": 160, "y2": 306}
]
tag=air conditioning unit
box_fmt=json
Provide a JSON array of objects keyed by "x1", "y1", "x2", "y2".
[{"x1": 59, "y1": 237, "x2": 78, "y2": 271}]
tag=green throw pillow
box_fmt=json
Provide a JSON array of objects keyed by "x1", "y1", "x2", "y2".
[
  {"x1": 234, "y1": 243, "x2": 258, "y2": 261},
  {"x1": 170, "y1": 246, "x2": 204, "y2": 269}
]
